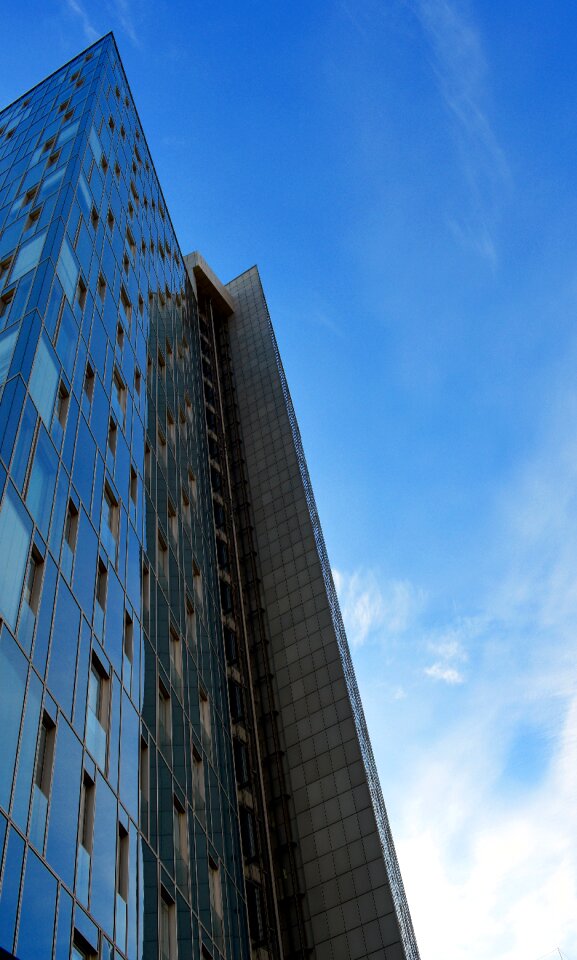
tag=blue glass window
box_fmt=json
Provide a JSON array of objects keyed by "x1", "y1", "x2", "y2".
[
  {"x1": 90, "y1": 774, "x2": 116, "y2": 938},
  {"x1": 46, "y1": 717, "x2": 81, "y2": 889},
  {"x1": 26, "y1": 427, "x2": 58, "y2": 537},
  {"x1": 9, "y1": 231, "x2": 46, "y2": 284},
  {"x1": 16, "y1": 849, "x2": 57, "y2": 959},
  {"x1": 28, "y1": 333, "x2": 59, "y2": 426},
  {"x1": 56, "y1": 237, "x2": 78, "y2": 304},
  {"x1": 0, "y1": 827, "x2": 24, "y2": 951},
  {"x1": 47, "y1": 576, "x2": 80, "y2": 717},
  {"x1": 0, "y1": 485, "x2": 31, "y2": 629},
  {"x1": 0, "y1": 325, "x2": 18, "y2": 386},
  {"x1": 0, "y1": 628, "x2": 28, "y2": 809},
  {"x1": 86, "y1": 659, "x2": 108, "y2": 769}
]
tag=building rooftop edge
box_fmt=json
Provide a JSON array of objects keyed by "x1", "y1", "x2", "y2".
[{"x1": 184, "y1": 251, "x2": 236, "y2": 317}]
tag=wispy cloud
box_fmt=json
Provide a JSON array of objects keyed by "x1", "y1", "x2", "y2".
[
  {"x1": 65, "y1": 0, "x2": 99, "y2": 43},
  {"x1": 106, "y1": 0, "x2": 142, "y2": 48},
  {"x1": 333, "y1": 567, "x2": 424, "y2": 647},
  {"x1": 64, "y1": 0, "x2": 143, "y2": 47},
  {"x1": 424, "y1": 661, "x2": 464, "y2": 684},
  {"x1": 410, "y1": 0, "x2": 510, "y2": 261}
]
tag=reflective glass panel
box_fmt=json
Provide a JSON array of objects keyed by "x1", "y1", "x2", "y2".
[
  {"x1": 9, "y1": 231, "x2": 46, "y2": 284},
  {"x1": 0, "y1": 485, "x2": 31, "y2": 629},
  {"x1": 28, "y1": 334, "x2": 59, "y2": 427}
]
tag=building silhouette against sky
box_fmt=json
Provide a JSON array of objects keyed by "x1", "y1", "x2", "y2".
[{"x1": 0, "y1": 34, "x2": 419, "y2": 960}]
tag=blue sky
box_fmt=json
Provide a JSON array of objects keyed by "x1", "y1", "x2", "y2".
[{"x1": 3, "y1": 2, "x2": 577, "y2": 958}]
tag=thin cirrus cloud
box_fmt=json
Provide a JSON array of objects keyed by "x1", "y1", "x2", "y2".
[
  {"x1": 332, "y1": 567, "x2": 424, "y2": 648},
  {"x1": 410, "y1": 0, "x2": 510, "y2": 261},
  {"x1": 64, "y1": 0, "x2": 142, "y2": 47}
]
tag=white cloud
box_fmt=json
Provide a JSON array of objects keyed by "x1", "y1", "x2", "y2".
[
  {"x1": 370, "y1": 396, "x2": 577, "y2": 959},
  {"x1": 397, "y1": 686, "x2": 577, "y2": 960},
  {"x1": 410, "y1": 0, "x2": 510, "y2": 260},
  {"x1": 424, "y1": 662, "x2": 464, "y2": 684},
  {"x1": 65, "y1": 0, "x2": 99, "y2": 42},
  {"x1": 333, "y1": 567, "x2": 424, "y2": 647}
]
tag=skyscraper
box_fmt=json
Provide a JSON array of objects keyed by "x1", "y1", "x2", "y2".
[{"x1": 0, "y1": 34, "x2": 419, "y2": 960}]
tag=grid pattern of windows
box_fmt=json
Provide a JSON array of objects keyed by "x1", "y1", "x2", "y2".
[{"x1": 0, "y1": 35, "x2": 248, "y2": 960}]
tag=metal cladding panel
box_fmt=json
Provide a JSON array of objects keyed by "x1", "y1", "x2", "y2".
[{"x1": 225, "y1": 266, "x2": 420, "y2": 960}]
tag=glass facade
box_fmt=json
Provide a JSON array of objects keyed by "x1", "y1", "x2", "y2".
[{"x1": 0, "y1": 35, "x2": 248, "y2": 960}]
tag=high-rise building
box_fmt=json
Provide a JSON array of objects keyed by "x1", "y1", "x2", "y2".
[{"x1": 0, "y1": 34, "x2": 419, "y2": 960}]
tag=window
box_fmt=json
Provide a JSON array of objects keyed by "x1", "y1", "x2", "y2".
[
  {"x1": 140, "y1": 737, "x2": 149, "y2": 826},
  {"x1": 246, "y1": 882, "x2": 266, "y2": 945},
  {"x1": 192, "y1": 748, "x2": 205, "y2": 821},
  {"x1": 134, "y1": 367, "x2": 142, "y2": 399},
  {"x1": 123, "y1": 610, "x2": 134, "y2": 680},
  {"x1": 199, "y1": 688, "x2": 211, "y2": 754},
  {"x1": 87, "y1": 656, "x2": 109, "y2": 768},
  {"x1": 22, "y1": 547, "x2": 43, "y2": 615},
  {"x1": 116, "y1": 322, "x2": 125, "y2": 351},
  {"x1": 54, "y1": 381, "x2": 70, "y2": 434},
  {"x1": 193, "y1": 560, "x2": 202, "y2": 609},
  {"x1": 167, "y1": 500, "x2": 177, "y2": 546},
  {"x1": 126, "y1": 227, "x2": 135, "y2": 259},
  {"x1": 56, "y1": 236, "x2": 78, "y2": 303},
  {"x1": 77, "y1": 770, "x2": 95, "y2": 903},
  {"x1": 129, "y1": 467, "x2": 138, "y2": 518},
  {"x1": 158, "y1": 681, "x2": 171, "y2": 754},
  {"x1": 82, "y1": 362, "x2": 94, "y2": 411},
  {"x1": 0, "y1": 288, "x2": 14, "y2": 324},
  {"x1": 181, "y1": 489, "x2": 191, "y2": 527},
  {"x1": 234, "y1": 738, "x2": 250, "y2": 788},
  {"x1": 209, "y1": 859, "x2": 224, "y2": 948},
  {"x1": 188, "y1": 469, "x2": 197, "y2": 506},
  {"x1": 185, "y1": 596, "x2": 196, "y2": 651},
  {"x1": 76, "y1": 276, "x2": 87, "y2": 312},
  {"x1": 160, "y1": 889, "x2": 176, "y2": 960},
  {"x1": 24, "y1": 206, "x2": 41, "y2": 233},
  {"x1": 101, "y1": 484, "x2": 119, "y2": 561},
  {"x1": 30, "y1": 711, "x2": 55, "y2": 850},
  {"x1": 62, "y1": 499, "x2": 78, "y2": 578},
  {"x1": 107, "y1": 418, "x2": 117, "y2": 467},
  {"x1": 240, "y1": 806, "x2": 258, "y2": 862},
  {"x1": 95, "y1": 557, "x2": 108, "y2": 632},
  {"x1": 158, "y1": 427, "x2": 167, "y2": 468},
  {"x1": 173, "y1": 797, "x2": 188, "y2": 889},
  {"x1": 167, "y1": 409, "x2": 175, "y2": 447},
  {"x1": 170, "y1": 627, "x2": 183, "y2": 697},
  {"x1": 144, "y1": 443, "x2": 151, "y2": 488},
  {"x1": 0, "y1": 325, "x2": 18, "y2": 386},
  {"x1": 112, "y1": 368, "x2": 126, "y2": 423},
  {"x1": 117, "y1": 822, "x2": 129, "y2": 902},
  {"x1": 224, "y1": 627, "x2": 238, "y2": 665},
  {"x1": 120, "y1": 287, "x2": 132, "y2": 330},
  {"x1": 216, "y1": 538, "x2": 229, "y2": 572},
  {"x1": 97, "y1": 273, "x2": 106, "y2": 302},
  {"x1": 158, "y1": 530, "x2": 168, "y2": 581},
  {"x1": 142, "y1": 562, "x2": 150, "y2": 618},
  {"x1": 107, "y1": 208, "x2": 114, "y2": 232},
  {"x1": 228, "y1": 679, "x2": 244, "y2": 724},
  {"x1": 29, "y1": 334, "x2": 59, "y2": 426}
]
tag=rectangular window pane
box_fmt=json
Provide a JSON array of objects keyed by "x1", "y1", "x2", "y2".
[
  {"x1": 9, "y1": 231, "x2": 46, "y2": 283},
  {"x1": 0, "y1": 486, "x2": 31, "y2": 629},
  {"x1": 29, "y1": 334, "x2": 59, "y2": 426},
  {"x1": 56, "y1": 236, "x2": 79, "y2": 303},
  {"x1": 0, "y1": 326, "x2": 18, "y2": 386},
  {"x1": 26, "y1": 428, "x2": 58, "y2": 537}
]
